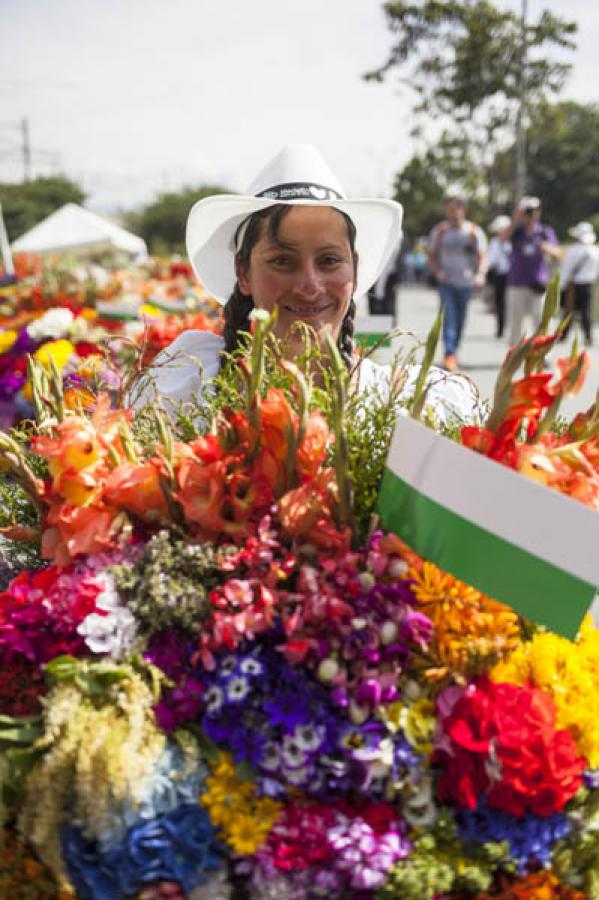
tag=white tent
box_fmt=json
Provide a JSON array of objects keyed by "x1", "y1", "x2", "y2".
[{"x1": 11, "y1": 203, "x2": 148, "y2": 258}]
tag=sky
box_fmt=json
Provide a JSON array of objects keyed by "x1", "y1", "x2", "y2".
[{"x1": 1, "y1": 0, "x2": 598, "y2": 214}]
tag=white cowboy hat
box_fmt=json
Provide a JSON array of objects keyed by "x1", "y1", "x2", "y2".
[
  {"x1": 186, "y1": 144, "x2": 403, "y2": 303},
  {"x1": 488, "y1": 214, "x2": 511, "y2": 234},
  {"x1": 568, "y1": 221, "x2": 596, "y2": 245}
]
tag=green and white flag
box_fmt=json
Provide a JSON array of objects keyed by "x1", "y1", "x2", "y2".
[{"x1": 376, "y1": 415, "x2": 599, "y2": 639}]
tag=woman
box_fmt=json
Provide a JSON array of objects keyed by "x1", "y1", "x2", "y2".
[
  {"x1": 137, "y1": 145, "x2": 480, "y2": 422},
  {"x1": 486, "y1": 214, "x2": 512, "y2": 339},
  {"x1": 559, "y1": 221, "x2": 598, "y2": 346}
]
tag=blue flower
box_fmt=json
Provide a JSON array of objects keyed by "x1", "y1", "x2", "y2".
[
  {"x1": 62, "y1": 804, "x2": 223, "y2": 899},
  {"x1": 458, "y1": 802, "x2": 571, "y2": 872},
  {"x1": 61, "y1": 826, "x2": 121, "y2": 900}
]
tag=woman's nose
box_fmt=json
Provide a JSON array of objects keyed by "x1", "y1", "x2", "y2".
[{"x1": 293, "y1": 262, "x2": 322, "y2": 300}]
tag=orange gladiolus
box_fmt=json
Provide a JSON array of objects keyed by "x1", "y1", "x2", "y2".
[
  {"x1": 41, "y1": 503, "x2": 120, "y2": 566},
  {"x1": 259, "y1": 388, "x2": 295, "y2": 462},
  {"x1": 297, "y1": 410, "x2": 330, "y2": 479},
  {"x1": 506, "y1": 373, "x2": 554, "y2": 420},
  {"x1": 177, "y1": 456, "x2": 228, "y2": 537},
  {"x1": 554, "y1": 351, "x2": 591, "y2": 397},
  {"x1": 279, "y1": 471, "x2": 350, "y2": 551},
  {"x1": 104, "y1": 460, "x2": 169, "y2": 523},
  {"x1": 33, "y1": 418, "x2": 103, "y2": 478}
]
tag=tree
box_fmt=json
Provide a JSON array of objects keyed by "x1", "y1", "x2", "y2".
[
  {"x1": 126, "y1": 185, "x2": 231, "y2": 254},
  {"x1": 366, "y1": 1, "x2": 577, "y2": 202},
  {"x1": 0, "y1": 176, "x2": 86, "y2": 242},
  {"x1": 525, "y1": 102, "x2": 599, "y2": 236},
  {"x1": 394, "y1": 100, "x2": 599, "y2": 241}
]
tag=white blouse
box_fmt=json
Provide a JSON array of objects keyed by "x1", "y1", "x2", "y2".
[{"x1": 133, "y1": 330, "x2": 482, "y2": 425}]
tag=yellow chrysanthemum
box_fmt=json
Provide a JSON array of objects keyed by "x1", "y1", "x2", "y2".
[
  {"x1": 407, "y1": 560, "x2": 522, "y2": 677},
  {"x1": 201, "y1": 752, "x2": 281, "y2": 854},
  {"x1": 491, "y1": 616, "x2": 599, "y2": 767},
  {"x1": 0, "y1": 329, "x2": 18, "y2": 354}
]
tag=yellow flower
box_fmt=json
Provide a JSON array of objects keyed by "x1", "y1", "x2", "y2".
[
  {"x1": 200, "y1": 752, "x2": 281, "y2": 855},
  {"x1": 0, "y1": 329, "x2": 18, "y2": 354},
  {"x1": 34, "y1": 338, "x2": 76, "y2": 372},
  {"x1": 22, "y1": 339, "x2": 76, "y2": 401},
  {"x1": 139, "y1": 304, "x2": 163, "y2": 318},
  {"x1": 227, "y1": 811, "x2": 272, "y2": 855}
]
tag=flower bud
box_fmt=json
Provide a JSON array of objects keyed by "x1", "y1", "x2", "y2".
[
  {"x1": 349, "y1": 699, "x2": 370, "y2": 725},
  {"x1": 388, "y1": 559, "x2": 408, "y2": 578},
  {"x1": 358, "y1": 571, "x2": 376, "y2": 591},
  {"x1": 317, "y1": 658, "x2": 339, "y2": 683},
  {"x1": 380, "y1": 621, "x2": 398, "y2": 645}
]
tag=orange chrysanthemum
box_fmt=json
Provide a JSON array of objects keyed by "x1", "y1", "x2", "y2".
[
  {"x1": 476, "y1": 870, "x2": 586, "y2": 900},
  {"x1": 406, "y1": 559, "x2": 521, "y2": 677}
]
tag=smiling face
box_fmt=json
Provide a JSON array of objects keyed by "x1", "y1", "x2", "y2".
[{"x1": 236, "y1": 205, "x2": 357, "y2": 351}]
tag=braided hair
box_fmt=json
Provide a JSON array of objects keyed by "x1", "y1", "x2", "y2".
[{"x1": 222, "y1": 204, "x2": 358, "y2": 368}]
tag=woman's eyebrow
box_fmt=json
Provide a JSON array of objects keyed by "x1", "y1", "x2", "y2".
[{"x1": 262, "y1": 240, "x2": 345, "y2": 252}]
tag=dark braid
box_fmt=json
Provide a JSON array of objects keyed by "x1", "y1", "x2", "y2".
[
  {"x1": 223, "y1": 287, "x2": 254, "y2": 355},
  {"x1": 338, "y1": 297, "x2": 356, "y2": 369},
  {"x1": 223, "y1": 204, "x2": 358, "y2": 369}
]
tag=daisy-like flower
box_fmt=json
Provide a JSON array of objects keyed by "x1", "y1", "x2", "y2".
[
  {"x1": 226, "y1": 676, "x2": 250, "y2": 704},
  {"x1": 240, "y1": 656, "x2": 264, "y2": 677},
  {"x1": 219, "y1": 656, "x2": 237, "y2": 678},
  {"x1": 293, "y1": 723, "x2": 325, "y2": 753},
  {"x1": 260, "y1": 742, "x2": 281, "y2": 773},
  {"x1": 204, "y1": 685, "x2": 224, "y2": 716},
  {"x1": 281, "y1": 736, "x2": 309, "y2": 770}
]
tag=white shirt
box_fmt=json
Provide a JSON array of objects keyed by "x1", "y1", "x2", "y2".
[
  {"x1": 559, "y1": 241, "x2": 599, "y2": 287},
  {"x1": 487, "y1": 237, "x2": 512, "y2": 276},
  {"x1": 133, "y1": 330, "x2": 482, "y2": 426}
]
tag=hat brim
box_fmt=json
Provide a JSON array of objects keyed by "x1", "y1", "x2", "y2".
[
  {"x1": 568, "y1": 227, "x2": 596, "y2": 244},
  {"x1": 186, "y1": 194, "x2": 403, "y2": 304}
]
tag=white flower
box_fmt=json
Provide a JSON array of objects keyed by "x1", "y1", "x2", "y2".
[
  {"x1": 77, "y1": 577, "x2": 137, "y2": 658},
  {"x1": 27, "y1": 307, "x2": 74, "y2": 340},
  {"x1": 226, "y1": 676, "x2": 250, "y2": 703}
]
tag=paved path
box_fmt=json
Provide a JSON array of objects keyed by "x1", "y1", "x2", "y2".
[{"x1": 368, "y1": 284, "x2": 598, "y2": 418}]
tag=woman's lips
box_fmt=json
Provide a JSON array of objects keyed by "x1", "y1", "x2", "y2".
[{"x1": 284, "y1": 304, "x2": 332, "y2": 317}]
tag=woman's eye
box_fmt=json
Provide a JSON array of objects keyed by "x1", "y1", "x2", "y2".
[
  {"x1": 269, "y1": 255, "x2": 294, "y2": 268},
  {"x1": 320, "y1": 255, "x2": 342, "y2": 268}
]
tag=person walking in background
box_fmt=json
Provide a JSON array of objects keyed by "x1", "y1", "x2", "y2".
[
  {"x1": 500, "y1": 196, "x2": 560, "y2": 346},
  {"x1": 368, "y1": 235, "x2": 402, "y2": 315},
  {"x1": 428, "y1": 196, "x2": 487, "y2": 372},
  {"x1": 486, "y1": 214, "x2": 512, "y2": 339},
  {"x1": 559, "y1": 221, "x2": 599, "y2": 346}
]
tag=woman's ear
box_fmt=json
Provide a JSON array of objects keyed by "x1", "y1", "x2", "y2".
[{"x1": 235, "y1": 256, "x2": 251, "y2": 297}]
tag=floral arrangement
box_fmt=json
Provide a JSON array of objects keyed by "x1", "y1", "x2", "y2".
[
  {"x1": 0, "y1": 256, "x2": 222, "y2": 427},
  {"x1": 0, "y1": 299, "x2": 597, "y2": 900}
]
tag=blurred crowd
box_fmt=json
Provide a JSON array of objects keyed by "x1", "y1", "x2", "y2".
[{"x1": 369, "y1": 196, "x2": 599, "y2": 372}]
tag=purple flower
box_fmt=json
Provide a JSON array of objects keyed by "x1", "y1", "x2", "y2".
[{"x1": 326, "y1": 817, "x2": 410, "y2": 890}]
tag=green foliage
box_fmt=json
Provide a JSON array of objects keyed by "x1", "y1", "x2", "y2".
[
  {"x1": 0, "y1": 176, "x2": 85, "y2": 242},
  {"x1": 371, "y1": 1, "x2": 578, "y2": 235},
  {"x1": 377, "y1": 809, "x2": 513, "y2": 898},
  {"x1": 366, "y1": 1, "x2": 576, "y2": 118},
  {"x1": 525, "y1": 101, "x2": 599, "y2": 237},
  {"x1": 553, "y1": 787, "x2": 599, "y2": 897},
  {"x1": 110, "y1": 530, "x2": 225, "y2": 634},
  {"x1": 125, "y1": 184, "x2": 231, "y2": 254}
]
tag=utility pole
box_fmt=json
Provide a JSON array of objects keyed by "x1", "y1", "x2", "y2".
[
  {"x1": 21, "y1": 117, "x2": 31, "y2": 182},
  {"x1": 514, "y1": 0, "x2": 528, "y2": 200}
]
